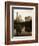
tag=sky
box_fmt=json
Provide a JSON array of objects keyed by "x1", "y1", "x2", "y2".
[{"x1": 13, "y1": 9, "x2": 35, "y2": 21}]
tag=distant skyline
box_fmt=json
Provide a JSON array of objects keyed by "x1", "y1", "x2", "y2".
[{"x1": 13, "y1": 9, "x2": 35, "y2": 21}]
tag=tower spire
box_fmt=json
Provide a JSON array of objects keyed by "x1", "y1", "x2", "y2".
[{"x1": 17, "y1": 12, "x2": 18, "y2": 16}]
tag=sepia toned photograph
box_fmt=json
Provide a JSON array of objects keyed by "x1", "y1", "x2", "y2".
[
  {"x1": 5, "y1": 2, "x2": 38, "y2": 44},
  {"x1": 12, "y1": 7, "x2": 33, "y2": 36}
]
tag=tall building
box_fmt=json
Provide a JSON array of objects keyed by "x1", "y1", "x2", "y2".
[
  {"x1": 16, "y1": 12, "x2": 22, "y2": 22},
  {"x1": 16, "y1": 12, "x2": 19, "y2": 22}
]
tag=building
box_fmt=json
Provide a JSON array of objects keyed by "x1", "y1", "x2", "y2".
[
  {"x1": 25, "y1": 16, "x2": 32, "y2": 21},
  {"x1": 16, "y1": 12, "x2": 22, "y2": 22}
]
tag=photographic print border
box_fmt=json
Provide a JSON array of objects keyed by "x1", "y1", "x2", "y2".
[{"x1": 5, "y1": 1, "x2": 38, "y2": 45}]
